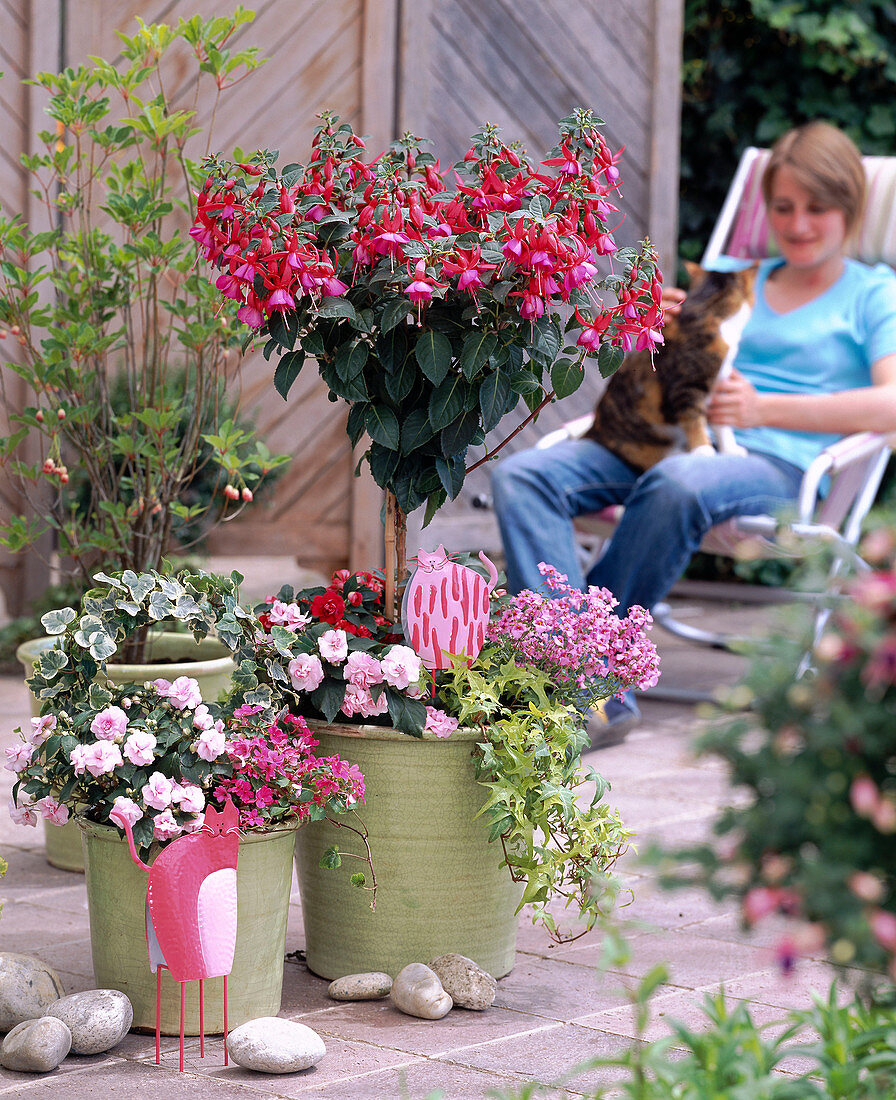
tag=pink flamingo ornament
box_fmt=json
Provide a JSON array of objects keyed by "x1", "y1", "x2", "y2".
[
  {"x1": 109, "y1": 799, "x2": 240, "y2": 1072},
  {"x1": 402, "y1": 546, "x2": 498, "y2": 670}
]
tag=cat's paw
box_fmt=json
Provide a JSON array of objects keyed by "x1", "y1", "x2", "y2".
[
  {"x1": 690, "y1": 443, "x2": 717, "y2": 457},
  {"x1": 718, "y1": 442, "x2": 748, "y2": 456}
]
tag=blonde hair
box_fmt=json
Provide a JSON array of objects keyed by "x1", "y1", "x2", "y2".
[{"x1": 761, "y1": 121, "x2": 866, "y2": 235}]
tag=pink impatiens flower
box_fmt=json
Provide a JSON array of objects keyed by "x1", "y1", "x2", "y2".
[
  {"x1": 28, "y1": 714, "x2": 57, "y2": 745},
  {"x1": 318, "y1": 629, "x2": 349, "y2": 663},
  {"x1": 4, "y1": 742, "x2": 34, "y2": 773},
  {"x1": 8, "y1": 795, "x2": 37, "y2": 827},
  {"x1": 288, "y1": 653, "x2": 325, "y2": 693},
  {"x1": 90, "y1": 705, "x2": 129, "y2": 741},
  {"x1": 123, "y1": 730, "x2": 157, "y2": 767},
  {"x1": 143, "y1": 771, "x2": 175, "y2": 811},
  {"x1": 35, "y1": 796, "x2": 69, "y2": 826},
  {"x1": 165, "y1": 677, "x2": 204, "y2": 711},
  {"x1": 82, "y1": 740, "x2": 124, "y2": 778},
  {"x1": 152, "y1": 809, "x2": 182, "y2": 841},
  {"x1": 345, "y1": 651, "x2": 382, "y2": 690},
  {"x1": 380, "y1": 645, "x2": 422, "y2": 691},
  {"x1": 110, "y1": 796, "x2": 143, "y2": 830},
  {"x1": 424, "y1": 707, "x2": 459, "y2": 739},
  {"x1": 172, "y1": 783, "x2": 205, "y2": 815},
  {"x1": 196, "y1": 722, "x2": 227, "y2": 762}
]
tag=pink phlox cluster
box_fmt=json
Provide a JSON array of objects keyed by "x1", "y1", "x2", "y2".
[{"x1": 486, "y1": 562, "x2": 660, "y2": 698}]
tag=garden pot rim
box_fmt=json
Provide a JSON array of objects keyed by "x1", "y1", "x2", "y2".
[
  {"x1": 76, "y1": 815, "x2": 300, "y2": 845},
  {"x1": 305, "y1": 716, "x2": 483, "y2": 744},
  {"x1": 16, "y1": 630, "x2": 232, "y2": 672}
]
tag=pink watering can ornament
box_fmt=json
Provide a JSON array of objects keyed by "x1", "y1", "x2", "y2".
[
  {"x1": 401, "y1": 546, "x2": 498, "y2": 670},
  {"x1": 110, "y1": 799, "x2": 240, "y2": 1072}
]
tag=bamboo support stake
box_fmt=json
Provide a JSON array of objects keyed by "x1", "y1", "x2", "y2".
[{"x1": 383, "y1": 490, "x2": 407, "y2": 624}]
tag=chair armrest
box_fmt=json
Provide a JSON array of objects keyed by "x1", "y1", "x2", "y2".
[{"x1": 797, "y1": 431, "x2": 896, "y2": 522}]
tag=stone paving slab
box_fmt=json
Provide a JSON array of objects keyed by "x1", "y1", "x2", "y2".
[{"x1": 0, "y1": 591, "x2": 845, "y2": 1098}]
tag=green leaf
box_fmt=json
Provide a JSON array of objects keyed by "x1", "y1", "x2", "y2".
[
  {"x1": 334, "y1": 340, "x2": 369, "y2": 386},
  {"x1": 529, "y1": 317, "x2": 562, "y2": 366},
  {"x1": 385, "y1": 691, "x2": 427, "y2": 736},
  {"x1": 383, "y1": 351, "x2": 417, "y2": 404},
  {"x1": 381, "y1": 297, "x2": 414, "y2": 333},
  {"x1": 273, "y1": 349, "x2": 305, "y2": 400},
  {"x1": 597, "y1": 343, "x2": 625, "y2": 379},
  {"x1": 460, "y1": 331, "x2": 498, "y2": 379},
  {"x1": 415, "y1": 329, "x2": 453, "y2": 385},
  {"x1": 528, "y1": 193, "x2": 550, "y2": 218},
  {"x1": 267, "y1": 309, "x2": 299, "y2": 349},
  {"x1": 400, "y1": 407, "x2": 435, "y2": 454},
  {"x1": 319, "y1": 845, "x2": 342, "y2": 870},
  {"x1": 428, "y1": 374, "x2": 465, "y2": 429},
  {"x1": 550, "y1": 358, "x2": 584, "y2": 399},
  {"x1": 309, "y1": 679, "x2": 346, "y2": 722},
  {"x1": 479, "y1": 370, "x2": 512, "y2": 432},
  {"x1": 368, "y1": 441, "x2": 400, "y2": 487},
  {"x1": 349, "y1": 872, "x2": 366, "y2": 887},
  {"x1": 440, "y1": 409, "x2": 479, "y2": 459},
  {"x1": 315, "y1": 297, "x2": 359, "y2": 323},
  {"x1": 435, "y1": 454, "x2": 465, "y2": 500},
  {"x1": 364, "y1": 404, "x2": 400, "y2": 450}
]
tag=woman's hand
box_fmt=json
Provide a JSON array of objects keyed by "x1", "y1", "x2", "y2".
[
  {"x1": 660, "y1": 286, "x2": 687, "y2": 315},
  {"x1": 707, "y1": 369, "x2": 763, "y2": 428}
]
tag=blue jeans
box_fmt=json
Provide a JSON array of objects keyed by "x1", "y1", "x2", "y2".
[{"x1": 490, "y1": 440, "x2": 804, "y2": 612}]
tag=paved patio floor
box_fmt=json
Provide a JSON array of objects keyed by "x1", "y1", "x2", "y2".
[{"x1": 0, "y1": 574, "x2": 842, "y2": 1098}]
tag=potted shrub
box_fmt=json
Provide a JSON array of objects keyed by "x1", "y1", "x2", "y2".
[
  {"x1": 0, "y1": 9, "x2": 288, "y2": 658},
  {"x1": 191, "y1": 108, "x2": 667, "y2": 977},
  {"x1": 6, "y1": 568, "x2": 370, "y2": 1032}
]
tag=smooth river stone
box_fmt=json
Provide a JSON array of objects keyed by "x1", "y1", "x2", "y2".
[
  {"x1": 0, "y1": 954, "x2": 65, "y2": 1033},
  {"x1": 226, "y1": 1017, "x2": 325, "y2": 1073},
  {"x1": 0, "y1": 1017, "x2": 72, "y2": 1072},
  {"x1": 390, "y1": 963, "x2": 452, "y2": 1020},
  {"x1": 44, "y1": 989, "x2": 133, "y2": 1055},
  {"x1": 429, "y1": 953, "x2": 497, "y2": 1010},
  {"x1": 328, "y1": 973, "x2": 392, "y2": 1001}
]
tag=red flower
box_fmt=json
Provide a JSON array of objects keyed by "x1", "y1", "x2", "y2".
[{"x1": 310, "y1": 591, "x2": 346, "y2": 624}]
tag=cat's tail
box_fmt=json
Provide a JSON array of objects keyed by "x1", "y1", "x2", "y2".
[{"x1": 109, "y1": 808, "x2": 151, "y2": 872}]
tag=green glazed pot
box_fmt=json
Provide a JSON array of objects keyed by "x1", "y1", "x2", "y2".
[
  {"x1": 16, "y1": 633, "x2": 235, "y2": 873},
  {"x1": 79, "y1": 818, "x2": 297, "y2": 1035},
  {"x1": 293, "y1": 721, "x2": 522, "y2": 980}
]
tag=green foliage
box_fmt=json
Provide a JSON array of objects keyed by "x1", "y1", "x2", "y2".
[
  {"x1": 0, "y1": 10, "x2": 288, "y2": 587},
  {"x1": 437, "y1": 644, "x2": 631, "y2": 941},
  {"x1": 680, "y1": 0, "x2": 896, "y2": 262}
]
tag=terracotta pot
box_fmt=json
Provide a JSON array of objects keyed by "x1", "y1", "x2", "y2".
[
  {"x1": 79, "y1": 818, "x2": 297, "y2": 1035},
  {"x1": 16, "y1": 633, "x2": 235, "y2": 872},
  {"x1": 293, "y1": 720, "x2": 521, "y2": 979}
]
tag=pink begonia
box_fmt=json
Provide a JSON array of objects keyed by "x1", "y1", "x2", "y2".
[
  {"x1": 267, "y1": 598, "x2": 310, "y2": 632},
  {"x1": 288, "y1": 653, "x2": 325, "y2": 693},
  {"x1": 196, "y1": 723, "x2": 227, "y2": 762},
  {"x1": 341, "y1": 683, "x2": 389, "y2": 719},
  {"x1": 29, "y1": 714, "x2": 57, "y2": 745},
  {"x1": 318, "y1": 629, "x2": 348, "y2": 663},
  {"x1": 123, "y1": 730, "x2": 157, "y2": 767},
  {"x1": 172, "y1": 783, "x2": 205, "y2": 815},
  {"x1": 380, "y1": 645, "x2": 422, "y2": 690},
  {"x1": 192, "y1": 704, "x2": 214, "y2": 731},
  {"x1": 110, "y1": 795, "x2": 143, "y2": 830},
  {"x1": 345, "y1": 651, "x2": 382, "y2": 690},
  {"x1": 166, "y1": 676, "x2": 203, "y2": 711},
  {"x1": 35, "y1": 796, "x2": 69, "y2": 826},
  {"x1": 83, "y1": 741, "x2": 124, "y2": 778},
  {"x1": 4, "y1": 742, "x2": 34, "y2": 773},
  {"x1": 143, "y1": 771, "x2": 175, "y2": 810},
  {"x1": 424, "y1": 707, "x2": 459, "y2": 739},
  {"x1": 8, "y1": 795, "x2": 37, "y2": 827},
  {"x1": 152, "y1": 809, "x2": 182, "y2": 841},
  {"x1": 90, "y1": 705, "x2": 129, "y2": 741}
]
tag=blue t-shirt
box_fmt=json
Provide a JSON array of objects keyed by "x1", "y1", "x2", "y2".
[{"x1": 731, "y1": 257, "x2": 896, "y2": 471}]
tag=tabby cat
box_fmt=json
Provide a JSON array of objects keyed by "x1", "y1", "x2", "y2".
[{"x1": 585, "y1": 263, "x2": 757, "y2": 471}]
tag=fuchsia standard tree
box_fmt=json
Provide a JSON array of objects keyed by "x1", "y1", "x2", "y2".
[{"x1": 192, "y1": 108, "x2": 665, "y2": 616}]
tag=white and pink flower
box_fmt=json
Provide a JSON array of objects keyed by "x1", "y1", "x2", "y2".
[
  {"x1": 82, "y1": 741, "x2": 124, "y2": 778},
  {"x1": 28, "y1": 714, "x2": 57, "y2": 745},
  {"x1": 35, "y1": 796, "x2": 69, "y2": 826},
  {"x1": 8, "y1": 795, "x2": 37, "y2": 827},
  {"x1": 4, "y1": 742, "x2": 34, "y2": 773},
  {"x1": 196, "y1": 722, "x2": 227, "y2": 762},
  {"x1": 110, "y1": 795, "x2": 143, "y2": 830},
  {"x1": 345, "y1": 651, "x2": 382, "y2": 690},
  {"x1": 267, "y1": 599, "x2": 310, "y2": 632},
  {"x1": 90, "y1": 705, "x2": 129, "y2": 741},
  {"x1": 192, "y1": 704, "x2": 214, "y2": 731},
  {"x1": 165, "y1": 676, "x2": 203, "y2": 711},
  {"x1": 381, "y1": 645, "x2": 422, "y2": 691},
  {"x1": 172, "y1": 783, "x2": 205, "y2": 815},
  {"x1": 123, "y1": 730, "x2": 157, "y2": 767},
  {"x1": 424, "y1": 706, "x2": 458, "y2": 739},
  {"x1": 143, "y1": 771, "x2": 175, "y2": 810},
  {"x1": 288, "y1": 653, "x2": 325, "y2": 693},
  {"x1": 318, "y1": 629, "x2": 348, "y2": 663},
  {"x1": 152, "y1": 809, "x2": 182, "y2": 841}
]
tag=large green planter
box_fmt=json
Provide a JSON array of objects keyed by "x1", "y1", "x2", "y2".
[
  {"x1": 16, "y1": 633, "x2": 235, "y2": 873},
  {"x1": 294, "y1": 721, "x2": 522, "y2": 980},
  {"x1": 80, "y1": 818, "x2": 297, "y2": 1035}
]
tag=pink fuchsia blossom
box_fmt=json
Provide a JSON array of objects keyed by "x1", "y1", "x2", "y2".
[
  {"x1": 4, "y1": 742, "x2": 33, "y2": 773},
  {"x1": 35, "y1": 796, "x2": 69, "y2": 826},
  {"x1": 143, "y1": 771, "x2": 175, "y2": 811},
  {"x1": 8, "y1": 795, "x2": 37, "y2": 827},
  {"x1": 90, "y1": 705, "x2": 129, "y2": 741},
  {"x1": 850, "y1": 776, "x2": 880, "y2": 818},
  {"x1": 29, "y1": 714, "x2": 57, "y2": 745},
  {"x1": 196, "y1": 723, "x2": 228, "y2": 762},
  {"x1": 152, "y1": 809, "x2": 182, "y2": 841},
  {"x1": 424, "y1": 707, "x2": 459, "y2": 739},
  {"x1": 345, "y1": 651, "x2": 383, "y2": 690},
  {"x1": 110, "y1": 796, "x2": 143, "y2": 830},
  {"x1": 123, "y1": 730, "x2": 157, "y2": 767},
  {"x1": 82, "y1": 740, "x2": 124, "y2": 778},
  {"x1": 288, "y1": 653, "x2": 325, "y2": 692},
  {"x1": 381, "y1": 645, "x2": 422, "y2": 691},
  {"x1": 318, "y1": 629, "x2": 349, "y2": 663}
]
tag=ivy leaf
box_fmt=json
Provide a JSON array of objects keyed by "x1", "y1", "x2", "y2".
[
  {"x1": 319, "y1": 845, "x2": 342, "y2": 870},
  {"x1": 550, "y1": 358, "x2": 584, "y2": 399},
  {"x1": 364, "y1": 404, "x2": 400, "y2": 450},
  {"x1": 273, "y1": 348, "x2": 305, "y2": 400},
  {"x1": 415, "y1": 329, "x2": 453, "y2": 385}
]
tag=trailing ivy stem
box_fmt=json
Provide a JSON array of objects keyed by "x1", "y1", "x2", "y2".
[{"x1": 324, "y1": 813, "x2": 378, "y2": 910}]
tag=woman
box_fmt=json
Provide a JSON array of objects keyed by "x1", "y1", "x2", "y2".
[{"x1": 491, "y1": 121, "x2": 896, "y2": 740}]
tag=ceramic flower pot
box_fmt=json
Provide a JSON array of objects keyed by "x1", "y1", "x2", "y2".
[
  {"x1": 293, "y1": 721, "x2": 522, "y2": 979},
  {"x1": 79, "y1": 817, "x2": 297, "y2": 1035},
  {"x1": 16, "y1": 633, "x2": 235, "y2": 872}
]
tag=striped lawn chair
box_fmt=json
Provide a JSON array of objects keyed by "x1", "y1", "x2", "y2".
[{"x1": 546, "y1": 147, "x2": 896, "y2": 659}]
